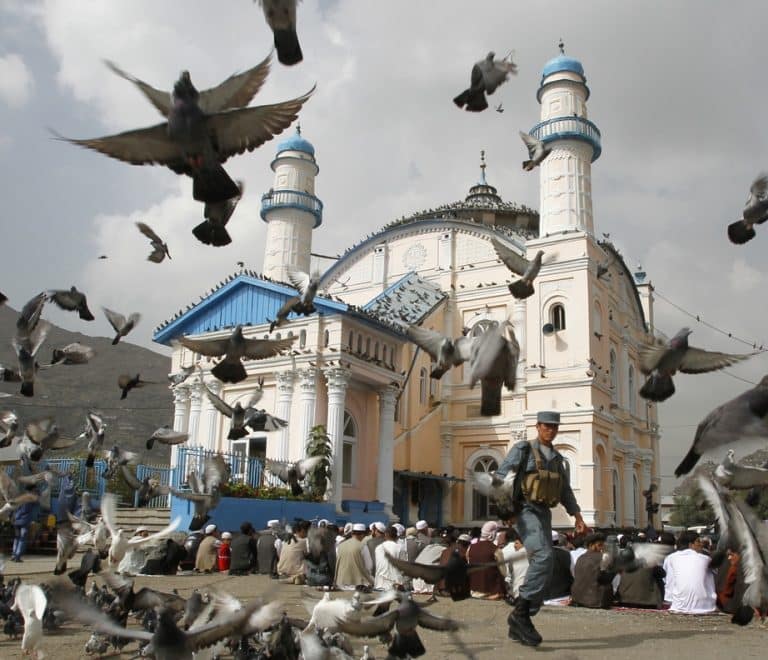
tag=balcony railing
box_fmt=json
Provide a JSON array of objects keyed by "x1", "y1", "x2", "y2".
[
  {"x1": 530, "y1": 116, "x2": 602, "y2": 161},
  {"x1": 261, "y1": 189, "x2": 323, "y2": 227}
]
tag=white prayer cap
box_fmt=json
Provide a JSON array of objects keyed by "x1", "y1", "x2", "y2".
[
  {"x1": 204, "y1": 524, "x2": 217, "y2": 534},
  {"x1": 458, "y1": 534, "x2": 472, "y2": 543},
  {"x1": 221, "y1": 532, "x2": 232, "y2": 540},
  {"x1": 415, "y1": 520, "x2": 428, "y2": 531},
  {"x1": 135, "y1": 526, "x2": 149, "y2": 534},
  {"x1": 267, "y1": 519, "x2": 280, "y2": 527},
  {"x1": 318, "y1": 519, "x2": 329, "y2": 526},
  {"x1": 352, "y1": 523, "x2": 367, "y2": 532},
  {"x1": 373, "y1": 521, "x2": 386, "y2": 533},
  {"x1": 393, "y1": 523, "x2": 405, "y2": 536},
  {"x1": 343, "y1": 522, "x2": 353, "y2": 535}
]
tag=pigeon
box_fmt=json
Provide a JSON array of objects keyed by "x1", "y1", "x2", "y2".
[
  {"x1": 101, "y1": 493, "x2": 180, "y2": 566},
  {"x1": 727, "y1": 174, "x2": 768, "y2": 244},
  {"x1": 200, "y1": 378, "x2": 278, "y2": 439},
  {"x1": 104, "y1": 53, "x2": 273, "y2": 117},
  {"x1": 168, "y1": 364, "x2": 197, "y2": 388},
  {"x1": 453, "y1": 52, "x2": 517, "y2": 112},
  {"x1": 13, "y1": 302, "x2": 49, "y2": 397},
  {"x1": 56, "y1": 64, "x2": 313, "y2": 205},
  {"x1": 12, "y1": 584, "x2": 47, "y2": 658},
  {"x1": 405, "y1": 325, "x2": 475, "y2": 379},
  {"x1": 103, "y1": 308, "x2": 141, "y2": 345},
  {"x1": 0, "y1": 471, "x2": 40, "y2": 520},
  {"x1": 303, "y1": 590, "x2": 387, "y2": 633},
  {"x1": 48, "y1": 342, "x2": 95, "y2": 365},
  {"x1": 288, "y1": 266, "x2": 325, "y2": 311},
  {"x1": 68, "y1": 549, "x2": 102, "y2": 590},
  {"x1": 170, "y1": 459, "x2": 226, "y2": 532},
  {"x1": 23, "y1": 417, "x2": 75, "y2": 461},
  {"x1": 337, "y1": 591, "x2": 461, "y2": 658},
  {"x1": 519, "y1": 131, "x2": 551, "y2": 170},
  {"x1": 120, "y1": 465, "x2": 170, "y2": 506},
  {"x1": 639, "y1": 328, "x2": 753, "y2": 402},
  {"x1": 103, "y1": 444, "x2": 140, "y2": 480},
  {"x1": 101, "y1": 571, "x2": 186, "y2": 617},
  {"x1": 471, "y1": 470, "x2": 516, "y2": 513},
  {"x1": 80, "y1": 411, "x2": 106, "y2": 468},
  {"x1": 46, "y1": 286, "x2": 95, "y2": 321},
  {"x1": 491, "y1": 238, "x2": 547, "y2": 299},
  {"x1": 0, "y1": 411, "x2": 19, "y2": 448},
  {"x1": 0, "y1": 364, "x2": 21, "y2": 382},
  {"x1": 495, "y1": 103, "x2": 504, "y2": 113},
  {"x1": 70, "y1": 513, "x2": 110, "y2": 558},
  {"x1": 242, "y1": 408, "x2": 288, "y2": 433},
  {"x1": 118, "y1": 373, "x2": 157, "y2": 399},
  {"x1": 676, "y1": 377, "x2": 768, "y2": 478},
  {"x1": 601, "y1": 540, "x2": 672, "y2": 573},
  {"x1": 468, "y1": 319, "x2": 520, "y2": 416},
  {"x1": 176, "y1": 324, "x2": 295, "y2": 384},
  {"x1": 136, "y1": 222, "x2": 171, "y2": 262},
  {"x1": 265, "y1": 456, "x2": 322, "y2": 495},
  {"x1": 714, "y1": 449, "x2": 768, "y2": 490},
  {"x1": 54, "y1": 521, "x2": 79, "y2": 575},
  {"x1": 195, "y1": 181, "x2": 244, "y2": 247},
  {"x1": 257, "y1": 0, "x2": 303, "y2": 66},
  {"x1": 146, "y1": 425, "x2": 189, "y2": 450}
]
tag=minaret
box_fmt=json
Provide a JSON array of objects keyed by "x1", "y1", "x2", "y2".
[
  {"x1": 531, "y1": 41, "x2": 601, "y2": 236},
  {"x1": 260, "y1": 126, "x2": 323, "y2": 282}
]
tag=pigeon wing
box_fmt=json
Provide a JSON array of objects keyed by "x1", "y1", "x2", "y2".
[
  {"x1": 287, "y1": 267, "x2": 311, "y2": 295},
  {"x1": 205, "y1": 88, "x2": 315, "y2": 162},
  {"x1": 265, "y1": 459, "x2": 290, "y2": 483},
  {"x1": 679, "y1": 347, "x2": 751, "y2": 374},
  {"x1": 186, "y1": 598, "x2": 269, "y2": 652},
  {"x1": 638, "y1": 343, "x2": 667, "y2": 374},
  {"x1": 454, "y1": 335, "x2": 476, "y2": 363},
  {"x1": 202, "y1": 382, "x2": 233, "y2": 417},
  {"x1": 722, "y1": 463, "x2": 768, "y2": 490},
  {"x1": 103, "y1": 308, "x2": 127, "y2": 333},
  {"x1": 416, "y1": 608, "x2": 461, "y2": 632},
  {"x1": 100, "y1": 493, "x2": 119, "y2": 536},
  {"x1": 120, "y1": 465, "x2": 143, "y2": 491},
  {"x1": 518, "y1": 130, "x2": 541, "y2": 157},
  {"x1": 198, "y1": 53, "x2": 272, "y2": 113},
  {"x1": 490, "y1": 238, "x2": 529, "y2": 276},
  {"x1": 14, "y1": 584, "x2": 48, "y2": 621},
  {"x1": 405, "y1": 325, "x2": 447, "y2": 361},
  {"x1": 749, "y1": 174, "x2": 768, "y2": 201},
  {"x1": 176, "y1": 335, "x2": 231, "y2": 357},
  {"x1": 240, "y1": 336, "x2": 296, "y2": 360},
  {"x1": 127, "y1": 516, "x2": 180, "y2": 546},
  {"x1": 152, "y1": 428, "x2": 189, "y2": 445},
  {"x1": 136, "y1": 221, "x2": 164, "y2": 244},
  {"x1": 337, "y1": 610, "x2": 399, "y2": 637},
  {"x1": 695, "y1": 472, "x2": 731, "y2": 550},
  {"x1": 104, "y1": 60, "x2": 172, "y2": 116},
  {"x1": 384, "y1": 552, "x2": 445, "y2": 584}
]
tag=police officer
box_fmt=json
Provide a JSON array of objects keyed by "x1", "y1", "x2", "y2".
[{"x1": 498, "y1": 410, "x2": 586, "y2": 647}]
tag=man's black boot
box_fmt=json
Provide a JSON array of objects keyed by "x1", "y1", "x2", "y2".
[{"x1": 507, "y1": 598, "x2": 543, "y2": 646}]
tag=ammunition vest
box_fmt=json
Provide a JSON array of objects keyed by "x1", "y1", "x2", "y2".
[{"x1": 521, "y1": 443, "x2": 564, "y2": 507}]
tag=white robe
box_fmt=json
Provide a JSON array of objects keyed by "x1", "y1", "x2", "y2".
[
  {"x1": 663, "y1": 548, "x2": 717, "y2": 614},
  {"x1": 374, "y1": 540, "x2": 406, "y2": 590}
]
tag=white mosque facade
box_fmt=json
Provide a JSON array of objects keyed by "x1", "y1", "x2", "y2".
[{"x1": 154, "y1": 51, "x2": 661, "y2": 528}]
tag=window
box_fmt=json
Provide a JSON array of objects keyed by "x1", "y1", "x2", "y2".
[
  {"x1": 551, "y1": 303, "x2": 566, "y2": 331},
  {"x1": 342, "y1": 411, "x2": 357, "y2": 486},
  {"x1": 593, "y1": 300, "x2": 602, "y2": 335},
  {"x1": 357, "y1": 335, "x2": 363, "y2": 353},
  {"x1": 628, "y1": 365, "x2": 636, "y2": 415},
  {"x1": 633, "y1": 473, "x2": 640, "y2": 524},
  {"x1": 366, "y1": 338, "x2": 371, "y2": 356},
  {"x1": 429, "y1": 366, "x2": 438, "y2": 397},
  {"x1": 299, "y1": 329, "x2": 306, "y2": 348},
  {"x1": 472, "y1": 457, "x2": 499, "y2": 519},
  {"x1": 609, "y1": 349, "x2": 618, "y2": 402},
  {"x1": 348, "y1": 331, "x2": 354, "y2": 351},
  {"x1": 324, "y1": 329, "x2": 329, "y2": 347},
  {"x1": 275, "y1": 332, "x2": 281, "y2": 340},
  {"x1": 382, "y1": 345, "x2": 388, "y2": 363},
  {"x1": 419, "y1": 368, "x2": 428, "y2": 404},
  {"x1": 612, "y1": 469, "x2": 621, "y2": 524}
]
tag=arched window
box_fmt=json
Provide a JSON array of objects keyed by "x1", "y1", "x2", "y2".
[
  {"x1": 348, "y1": 331, "x2": 354, "y2": 351},
  {"x1": 357, "y1": 335, "x2": 363, "y2": 354},
  {"x1": 633, "y1": 473, "x2": 640, "y2": 524},
  {"x1": 562, "y1": 457, "x2": 572, "y2": 486},
  {"x1": 609, "y1": 349, "x2": 618, "y2": 403},
  {"x1": 593, "y1": 300, "x2": 602, "y2": 335},
  {"x1": 472, "y1": 457, "x2": 499, "y2": 519},
  {"x1": 419, "y1": 368, "x2": 428, "y2": 404},
  {"x1": 275, "y1": 332, "x2": 281, "y2": 340},
  {"x1": 324, "y1": 329, "x2": 330, "y2": 347},
  {"x1": 374, "y1": 342, "x2": 379, "y2": 360},
  {"x1": 382, "y1": 345, "x2": 388, "y2": 363},
  {"x1": 366, "y1": 337, "x2": 371, "y2": 356},
  {"x1": 551, "y1": 303, "x2": 566, "y2": 331},
  {"x1": 299, "y1": 329, "x2": 306, "y2": 348},
  {"x1": 342, "y1": 411, "x2": 357, "y2": 486},
  {"x1": 612, "y1": 469, "x2": 621, "y2": 525},
  {"x1": 287, "y1": 330, "x2": 294, "y2": 339},
  {"x1": 628, "y1": 365, "x2": 636, "y2": 415},
  {"x1": 429, "y1": 365, "x2": 437, "y2": 397}
]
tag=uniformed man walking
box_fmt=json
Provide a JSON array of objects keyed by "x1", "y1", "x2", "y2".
[{"x1": 498, "y1": 410, "x2": 586, "y2": 646}]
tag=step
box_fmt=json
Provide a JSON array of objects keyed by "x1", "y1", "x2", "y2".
[{"x1": 113, "y1": 507, "x2": 172, "y2": 534}]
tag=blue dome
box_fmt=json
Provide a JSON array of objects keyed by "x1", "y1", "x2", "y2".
[
  {"x1": 542, "y1": 54, "x2": 585, "y2": 79},
  {"x1": 276, "y1": 128, "x2": 315, "y2": 157}
]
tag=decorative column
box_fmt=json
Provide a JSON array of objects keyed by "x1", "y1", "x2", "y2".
[
  {"x1": 623, "y1": 454, "x2": 636, "y2": 527},
  {"x1": 187, "y1": 381, "x2": 203, "y2": 448},
  {"x1": 324, "y1": 367, "x2": 351, "y2": 512},
  {"x1": 170, "y1": 385, "x2": 190, "y2": 477},
  {"x1": 376, "y1": 385, "x2": 399, "y2": 515},
  {"x1": 274, "y1": 371, "x2": 296, "y2": 462},
  {"x1": 512, "y1": 299, "x2": 527, "y2": 382},
  {"x1": 296, "y1": 368, "x2": 318, "y2": 460},
  {"x1": 204, "y1": 380, "x2": 222, "y2": 452},
  {"x1": 440, "y1": 432, "x2": 453, "y2": 524}
]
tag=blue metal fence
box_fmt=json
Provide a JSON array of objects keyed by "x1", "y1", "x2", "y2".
[
  {"x1": 134, "y1": 464, "x2": 173, "y2": 508},
  {"x1": 174, "y1": 445, "x2": 276, "y2": 490}
]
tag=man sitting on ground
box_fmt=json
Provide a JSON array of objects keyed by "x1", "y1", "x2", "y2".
[
  {"x1": 663, "y1": 530, "x2": 717, "y2": 614},
  {"x1": 571, "y1": 532, "x2": 615, "y2": 609}
]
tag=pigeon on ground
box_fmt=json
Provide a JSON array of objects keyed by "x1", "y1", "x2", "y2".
[
  {"x1": 118, "y1": 373, "x2": 158, "y2": 399},
  {"x1": 0, "y1": 363, "x2": 21, "y2": 382},
  {"x1": 195, "y1": 181, "x2": 244, "y2": 247},
  {"x1": 519, "y1": 131, "x2": 551, "y2": 171},
  {"x1": 48, "y1": 342, "x2": 95, "y2": 365},
  {"x1": 176, "y1": 324, "x2": 295, "y2": 383},
  {"x1": 491, "y1": 238, "x2": 547, "y2": 300},
  {"x1": 102, "y1": 570, "x2": 186, "y2": 616},
  {"x1": 468, "y1": 319, "x2": 520, "y2": 416},
  {"x1": 105, "y1": 54, "x2": 273, "y2": 117},
  {"x1": 714, "y1": 449, "x2": 768, "y2": 490},
  {"x1": 67, "y1": 548, "x2": 102, "y2": 589},
  {"x1": 120, "y1": 465, "x2": 170, "y2": 506},
  {"x1": 146, "y1": 425, "x2": 189, "y2": 450},
  {"x1": 56, "y1": 64, "x2": 313, "y2": 205},
  {"x1": 405, "y1": 325, "x2": 475, "y2": 379},
  {"x1": 257, "y1": 1, "x2": 303, "y2": 66},
  {"x1": 136, "y1": 222, "x2": 171, "y2": 262},
  {"x1": 80, "y1": 412, "x2": 106, "y2": 468},
  {"x1": 727, "y1": 174, "x2": 768, "y2": 244},
  {"x1": 103, "y1": 308, "x2": 141, "y2": 345},
  {"x1": 200, "y1": 377, "x2": 276, "y2": 440},
  {"x1": 13, "y1": 303, "x2": 49, "y2": 397},
  {"x1": 12, "y1": 584, "x2": 47, "y2": 658},
  {"x1": 265, "y1": 456, "x2": 322, "y2": 496},
  {"x1": 453, "y1": 52, "x2": 517, "y2": 112},
  {"x1": 303, "y1": 590, "x2": 388, "y2": 634},
  {"x1": 103, "y1": 445, "x2": 140, "y2": 480},
  {"x1": 639, "y1": 328, "x2": 753, "y2": 403},
  {"x1": 338, "y1": 591, "x2": 461, "y2": 658},
  {"x1": 46, "y1": 286, "x2": 95, "y2": 321},
  {"x1": 168, "y1": 364, "x2": 197, "y2": 388},
  {"x1": 675, "y1": 377, "x2": 768, "y2": 476}
]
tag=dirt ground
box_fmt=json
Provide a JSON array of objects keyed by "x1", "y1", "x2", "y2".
[{"x1": 2, "y1": 559, "x2": 766, "y2": 659}]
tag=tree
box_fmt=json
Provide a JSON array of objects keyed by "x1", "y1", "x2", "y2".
[
  {"x1": 305, "y1": 425, "x2": 332, "y2": 500},
  {"x1": 668, "y1": 493, "x2": 714, "y2": 529}
]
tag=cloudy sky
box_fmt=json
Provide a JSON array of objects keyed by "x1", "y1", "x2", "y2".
[{"x1": 1, "y1": 0, "x2": 767, "y2": 492}]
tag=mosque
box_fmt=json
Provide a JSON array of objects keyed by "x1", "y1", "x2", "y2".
[{"x1": 154, "y1": 48, "x2": 661, "y2": 529}]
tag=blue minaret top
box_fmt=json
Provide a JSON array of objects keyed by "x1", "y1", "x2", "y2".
[{"x1": 276, "y1": 124, "x2": 315, "y2": 157}]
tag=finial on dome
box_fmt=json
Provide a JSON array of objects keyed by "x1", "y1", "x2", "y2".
[
  {"x1": 296, "y1": 123, "x2": 301, "y2": 135},
  {"x1": 480, "y1": 150, "x2": 487, "y2": 184},
  {"x1": 558, "y1": 39, "x2": 565, "y2": 55}
]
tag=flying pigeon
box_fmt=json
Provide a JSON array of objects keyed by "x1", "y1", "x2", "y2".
[
  {"x1": 13, "y1": 300, "x2": 49, "y2": 397},
  {"x1": 118, "y1": 373, "x2": 157, "y2": 399},
  {"x1": 495, "y1": 103, "x2": 504, "y2": 113},
  {"x1": 12, "y1": 584, "x2": 47, "y2": 658},
  {"x1": 727, "y1": 173, "x2": 768, "y2": 244},
  {"x1": 0, "y1": 470, "x2": 40, "y2": 520},
  {"x1": 242, "y1": 407, "x2": 288, "y2": 433},
  {"x1": 54, "y1": 521, "x2": 80, "y2": 575},
  {"x1": 80, "y1": 411, "x2": 106, "y2": 467},
  {"x1": 46, "y1": 286, "x2": 95, "y2": 321},
  {"x1": 170, "y1": 455, "x2": 229, "y2": 530},
  {"x1": 103, "y1": 308, "x2": 141, "y2": 345},
  {"x1": 265, "y1": 456, "x2": 322, "y2": 495},
  {"x1": 201, "y1": 377, "x2": 278, "y2": 439},
  {"x1": 639, "y1": 328, "x2": 753, "y2": 402},
  {"x1": 471, "y1": 470, "x2": 516, "y2": 514},
  {"x1": 67, "y1": 548, "x2": 102, "y2": 589},
  {"x1": 714, "y1": 449, "x2": 768, "y2": 490},
  {"x1": 257, "y1": 0, "x2": 303, "y2": 66},
  {"x1": 146, "y1": 425, "x2": 189, "y2": 450},
  {"x1": 453, "y1": 52, "x2": 517, "y2": 112},
  {"x1": 56, "y1": 64, "x2": 313, "y2": 205},
  {"x1": 176, "y1": 324, "x2": 295, "y2": 383},
  {"x1": 491, "y1": 238, "x2": 547, "y2": 299},
  {"x1": 103, "y1": 444, "x2": 140, "y2": 480},
  {"x1": 405, "y1": 325, "x2": 475, "y2": 379},
  {"x1": 195, "y1": 181, "x2": 244, "y2": 247},
  {"x1": 675, "y1": 376, "x2": 768, "y2": 476},
  {"x1": 49, "y1": 342, "x2": 95, "y2": 365},
  {"x1": 0, "y1": 410, "x2": 19, "y2": 448},
  {"x1": 136, "y1": 222, "x2": 171, "y2": 262},
  {"x1": 468, "y1": 319, "x2": 520, "y2": 416},
  {"x1": 23, "y1": 417, "x2": 75, "y2": 461},
  {"x1": 120, "y1": 465, "x2": 170, "y2": 507},
  {"x1": 519, "y1": 131, "x2": 551, "y2": 171},
  {"x1": 168, "y1": 364, "x2": 197, "y2": 387}
]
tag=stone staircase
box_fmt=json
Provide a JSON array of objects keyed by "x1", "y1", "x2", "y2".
[{"x1": 113, "y1": 505, "x2": 173, "y2": 535}]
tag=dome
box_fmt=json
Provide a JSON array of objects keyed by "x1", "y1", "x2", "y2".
[
  {"x1": 541, "y1": 54, "x2": 585, "y2": 80},
  {"x1": 276, "y1": 127, "x2": 315, "y2": 157}
]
